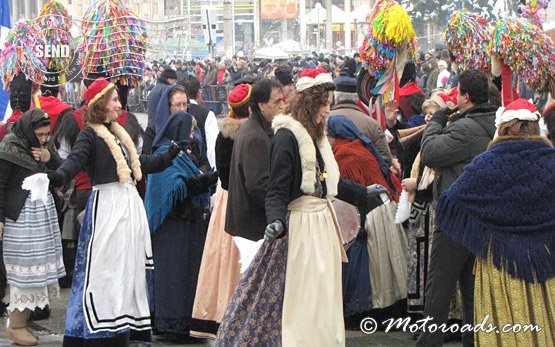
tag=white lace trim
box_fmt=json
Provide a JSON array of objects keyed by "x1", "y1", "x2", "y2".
[
  {"x1": 6, "y1": 283, "x2": 60, "y2": 312},
  {"x1": 6, "y1": 258, "x2": 65, "y2": 278}
]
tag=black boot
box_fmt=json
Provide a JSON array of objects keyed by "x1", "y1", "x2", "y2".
[{"x1": 28, "y1": 305, "x2": 50, "y2": 321}]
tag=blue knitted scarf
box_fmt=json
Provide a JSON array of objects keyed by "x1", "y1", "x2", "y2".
[
  {"x1": 436, "y1": 139, "x2": 555, "y2": 283},
  {"x1": 144, "y1": 144, "x2": 210, "y2": 234}
]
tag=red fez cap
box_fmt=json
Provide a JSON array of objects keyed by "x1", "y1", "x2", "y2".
[
  {"x1": 85, "y1": 78, "x2": 115, "y2": 106},
  {"x1": 228, "y1": 83, "x2": 252, "y2": 108}
]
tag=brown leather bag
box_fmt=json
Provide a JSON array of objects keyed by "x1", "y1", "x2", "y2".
[{"x1": 331, "y1": 198, "x2": 360, "y2": 250}]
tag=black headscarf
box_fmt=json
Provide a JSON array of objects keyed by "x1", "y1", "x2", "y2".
[{"x1": 0, "y1": 109, "x2": 51, "y2": 171}]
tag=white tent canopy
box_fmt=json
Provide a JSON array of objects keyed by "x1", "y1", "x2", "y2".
[
  {"x1": 254, "y1": 46, "x2": 289, "y2": 60},
  {"x1": 305, "y1": 5, "x2": 346, "y2": 25},
  {"x1": 271, "y1": 39, "x2": 302, "y2": 53}
]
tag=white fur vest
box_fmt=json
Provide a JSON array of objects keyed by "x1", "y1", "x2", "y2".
[{"x1": 272, "y1": 115, "x2": 339, "y2": 197}]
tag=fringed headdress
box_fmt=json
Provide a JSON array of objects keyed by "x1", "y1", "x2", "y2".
[{"x1": 78, "y1": 0, "x2": 147, "y2": 87}]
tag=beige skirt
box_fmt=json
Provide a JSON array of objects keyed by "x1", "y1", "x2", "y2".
[
  {"x1": 282, "y1": 195, "x2": 347, "y2": 347},
  {"x1": 190, "y1": 188, "x2": 241, "y2": 339},
  {"x1": 366, "y1": 203, "x2": 408, "y2": 308}
]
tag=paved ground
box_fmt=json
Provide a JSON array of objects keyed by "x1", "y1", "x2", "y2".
[{"x1": 0, "y1": 288, "x2": 465, "y2": 346}]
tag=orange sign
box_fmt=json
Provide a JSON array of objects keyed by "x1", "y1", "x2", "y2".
[{"x1": 261, "y1": 0, "x2": 297, "y2": 19}]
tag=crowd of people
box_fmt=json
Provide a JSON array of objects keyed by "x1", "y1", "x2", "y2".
[{"x1": 0, "y1": 43, "x2": 554, "y2": 347}]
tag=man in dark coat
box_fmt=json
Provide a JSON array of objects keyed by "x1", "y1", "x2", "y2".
[
  {"x1": 225, "y1": 79, "x2": 284, "y2": 241},
  {"x1": 416, "y1": 69, "x2": 497, "y2": 347}
]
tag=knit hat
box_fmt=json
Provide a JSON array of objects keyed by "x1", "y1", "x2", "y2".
[
  {"x1": 342, "y1": 57, "x2": 356, "y2": 76},
  {"x1": 85, "y1": 78, "x2": 116, "y2": 106},
  {"x1": 274, "y1": 65, "x2": 293, "y2": 86},
  {"x1": 495, "y1": 98, "x2": 540, "y2": 128},
  {"x1": 438, "y1": 60, "x2": 448, "y2": 69},
  {"x1": 160, "y1": 68, "x2": 177, "y2": 81},
  {"x1": 333, "y1": 74, "x2": 357, "y2": 93},
  {"x1": 228, "y1": 83, "x2": 252, "y2": 119},
  {"x1": 296, "y1": 68, "x2": 334, "y2": 92}
]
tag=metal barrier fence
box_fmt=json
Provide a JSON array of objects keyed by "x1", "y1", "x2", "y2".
[{"x1": 201, "y1": 84, "x2": 229, "y2": 118}]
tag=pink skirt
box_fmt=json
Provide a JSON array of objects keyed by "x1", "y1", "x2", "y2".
[{"x1": 190, "y1": 188, "x2": 241, "y2": 339}]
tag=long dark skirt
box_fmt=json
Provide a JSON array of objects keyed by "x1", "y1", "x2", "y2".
[
  {"x1": 152, "y1": 215, "x2": 207, "y2": 334},
  {"x1": 215, "y1": 238, "x2": 287, "y2": 346},
  {"x1": 342, "y1": 238, "x2": 372, "y2": 317}
]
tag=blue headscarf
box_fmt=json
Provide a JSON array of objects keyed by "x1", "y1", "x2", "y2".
[
  {"x1": 154, "y1": 84, "x2": 186, "y2": 136},
  {"x1": 153, "y1": 84, "x2": 204, "y2": 156},
  {"x1": 153, "y1": 110, "x2": 193, "y2": 150},
  {"x1": 145, "y1": 111, "x2": 210, "y2": 234},
  {"x1": 327, "y1": 116, "x2": 395, "y2": 191}
]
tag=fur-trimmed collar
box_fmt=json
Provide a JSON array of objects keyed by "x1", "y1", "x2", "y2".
[
  {"x1": 272, "y1": 115, "x2": 339, "y2": 196},
  {"x1": 89, "y1": 122, "x2": 142, "y2": 183},
  {"x1": 489, "y1": 135, "x2": 553, "y2": 149},
  {"x1": 218, "y1": 116, "x2": 248, "y2": 140}
]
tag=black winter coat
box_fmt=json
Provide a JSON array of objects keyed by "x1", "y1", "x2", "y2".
[
  {"x1": 420, "y1": 103, "x2": 497, "y2": 201},
  {"x1": 265, "y1": 128, "x2": 374, "y2": 227},
  {"x1": 225, "y1": 110, "x2": 273, "y2": 241}
]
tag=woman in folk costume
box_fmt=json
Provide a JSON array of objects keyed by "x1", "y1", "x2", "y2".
[
  {"x1": 190, "y1": 84, "x2": 251, "y2": 340},
  {"x1": 325, "y1": 115, "x2": 399, "y2": 322},
  {"x1": 0, "y1": 109, "x2": 65, "y2": 346},
  {"x1": 46, "y1": 78, "x2": 183, "y2": 346},
  {"x1": 144, "y1": 96, "x2": 217, "y2": 342},
  {"x1": 216, "y1": 68, "x2": 386, "y2": 346},
  {"x1": 436, "y1": 99, "x2": 555, "y2": 346},
  {"x1": 328, "y1": 117, "x2": 407, "y2": 314}
]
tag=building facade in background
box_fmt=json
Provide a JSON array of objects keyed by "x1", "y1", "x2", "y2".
[{"x1": 8, "y1": 0, "x2": 555, "y2": 59}]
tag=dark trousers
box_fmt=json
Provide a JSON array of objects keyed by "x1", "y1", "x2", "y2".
[{"x1": 416, "y1": 231, "x2": 475, "y2": 347}]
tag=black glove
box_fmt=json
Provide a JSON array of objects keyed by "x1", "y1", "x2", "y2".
[
  {"x1": 365, "y1": 184, "x2": 388, "y2": 214},
  {"x1": 47, "y1": 170, "x2": 64, "y2": 188},
  {"x1": 430, "y1": 108, "x2": 449, "y2": 127},
  {"x1": 185, "y1": 171, "x2": 219, "y2": 195},
  {"x1": 357, "y1": 184, "x2": 388, "y2": 227},
  {"x1": 168, "y1": 140, "x2": 190, "y2": 159},
  {"x1": 264, "y1": 219, "x2": 285, "y2": 242}
]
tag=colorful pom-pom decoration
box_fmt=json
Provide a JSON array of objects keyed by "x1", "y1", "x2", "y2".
[
  {"x1": 488, "y1": 18, "x2": 555, "y2": 90},
  {"x1": 444, "y1": 11, "x2": 491, "y2": 74},
  {"x1": 36, "y1": 0, "x2": 73, "y2": 77},
  {"x1": 78, "y1": 0, "x2": 147, "y2": 87},
  {"x1": 0, "y1": 20, "x2": 47, "y2": 91},
  {"x1": 358, "y1": 0, "x2": 417, "y2": 99},
  {"x1": 519, "y1": 0, "x2": 551, "y2": 28},
  {"x1": 360, "y1": 0, "x2": 417, "y2": 80}
]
